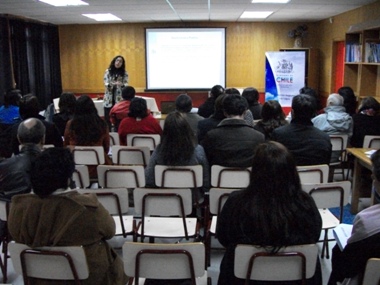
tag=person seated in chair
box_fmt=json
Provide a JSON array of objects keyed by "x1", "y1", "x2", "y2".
[
  {"x1": 8, "y1": 147, "x2": 128, "y2": 285},
  {"x1": 109, "y1": 86, "x2": 136, "y2": 132},
  {"x1": 216, "y1": 141, "x2": 322, "y2": 285},
  {"x1": 328, "y1": 149, "x2": 380, "y2": 284}
]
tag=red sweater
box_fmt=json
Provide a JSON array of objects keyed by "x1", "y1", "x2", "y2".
[{"x1": 118, "y1": 115, "x2": 162, "y2": 145}]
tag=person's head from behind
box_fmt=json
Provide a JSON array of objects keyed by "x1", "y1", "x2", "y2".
[
  {"x1": 338, "y1": 86, "x2": 357, "y2": 115},
  {"x1": 175, "y1": 94, "x2": 192, "y2": 113},
  {"x1": 19, "y1": 94, "x2": 41, "y2": 119},
  {"x1": 358, "y1": 96, "x2": 380, "y2": 115},
  {"x1": 128, "y1": 97, "x2": 148, "y2": 119},
  {"x1": 210, "y1": 85, "x2": 225, "y2": 99},
  {"x1": 327, "y1": 93, "x2": 344, "y2": 107},
  {"x1": 261, "y1": 100, "x2": 285, "y2": 121},
  {"x1": 4, "y1": 89, "x2": 22, "y2": 108},
  {"x1": 222, "y1": 93, "x2": 248, "y2": 117},
  {"x1": 299, "y1": 86, "x2": 321, "y2": 111},
  {"x1": 58, "y1": 92, "x2": 76, "y2": 114},
  {"x1": 122, "y1": 86, "x2": 136, "y2": 101},
  {"x1": 224, "y1": 88, "x2": 240, "y2": 95},
  {"x1": 17, "y1": 118, "x2": 46, "y2": 146},
  {"x1": 242, "y1": 87, "x2": 259, "y2": 106},
  {"x1": 291, "y1": 94, "x2": 316, "y2": 121},
  {"x1": 74, "y1": 95, "x2": 97, "y2": 116},
  {"x1": 161, "y1": 111, "x2": 195, "y2": 165},
  {"x1": 31, "y1": 148, "x2": 75, "y2": 198},
  {"x1": 212, "y1": 94, "x2": 227, "y2": 120}
]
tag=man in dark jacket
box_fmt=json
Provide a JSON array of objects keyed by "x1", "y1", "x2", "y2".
[
  {"x1": 201, "y1": 93, "x2": 264, "y2": 167},
  {"x1": 0, "y1": 118, "x2": 45, "y2": 201},
  {"x1": 272, "y1": 94, "x2": 332, "y2": 166},
  {"x1": 6, "y1": 94, "x2": 62, "y2": 157}
]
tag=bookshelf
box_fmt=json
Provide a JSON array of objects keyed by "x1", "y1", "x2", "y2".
[
  {"x1": 344, "y1": 20, "x2": 380, "y2": 101},
  {"x1": 279, "y1": 48, "x2": 319, "y2": 93}
]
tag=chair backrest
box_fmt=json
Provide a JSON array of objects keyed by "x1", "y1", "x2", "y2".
[
  {"x1": 302, "y1": 181, "x2": 351, "y2": 220},
  {"x1": 9, "y1": 242, "x2": 89, "y2": 284},
  {"x1": 123, "y1": 242, "x2": 205, "y2": 283},
  {"x1": 126, "y1": 134, "x2": 161, "y2": 151},
  {"x1": 72, "y1": 165, "x2": 90, "y2": 188},
  {"x1": 111, "y1": 145, "x2": 150, "y2": 166},
  {"x1": 71, "y1": 146, "x2": 105, "y2": 165},
  {"x1": 211, "y1": 165, "x2": 251, "y2": 188},
  {"x1": 77, "y1": 188, "x2": 129, "y2": 215},
  {"x1": 209, "y1": 188, "x2": 240, "y2": 216},
  {"x1": 234, "y1": 244, "x2": 318, "y2": 283},
  {"x1": 297, "y1": 164, "x2": 329, "y2": 184},
  {"x1": 109, "y1": 132, "x2": 120, "y2": 146},
  {"x1": 97, "y1": 165, "x2": 146, "y2": 188},
  {"x1": 363, "y1": 135, "x2": 380, "y2": 149},
  {"x1": 154, "y1": 165, "x2": 203, "y2": 188},
  {"x1": 0, "y1": 200, "x2": 9, "y2": 222},
  {"x1": 362, "y1": 258, "x2": 380, "y2": 285},
  {"x1": 133, "y1": 187, "x2": 193, "y2": 216},
  {"x1": 330, "y1": 134, "x2": 348, "y2": 152}
]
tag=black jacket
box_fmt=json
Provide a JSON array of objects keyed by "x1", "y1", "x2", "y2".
[{"x1": 0, "y1": 144, "x2": 41, "y2": 201}]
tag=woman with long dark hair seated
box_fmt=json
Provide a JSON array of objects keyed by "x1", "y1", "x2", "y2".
[{"x1": 216, "y1": 141, "x2": 322, "y2": 285}]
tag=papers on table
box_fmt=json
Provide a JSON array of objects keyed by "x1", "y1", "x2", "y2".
[
  {"x1": 365, "y1": 149, "x2": 377, "y2": 158},
  {"x1": 333, "y1": 223, "x2": 353, "y2": 251}
]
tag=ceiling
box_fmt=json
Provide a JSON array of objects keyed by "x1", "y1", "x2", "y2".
[{"x1": 0, "y1": 0, "x2": 377, "y2": 25}]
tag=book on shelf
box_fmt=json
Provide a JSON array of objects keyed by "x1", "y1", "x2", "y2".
[
  {"x1": 345, "y1": 43, "x2": 362, "y2": 62},
  {"x1": 365, "y1": 41, "x2": 380, "y2": 63},
  {"x1": 333, "y1": 223, "x2": 353, "y2": 251}
]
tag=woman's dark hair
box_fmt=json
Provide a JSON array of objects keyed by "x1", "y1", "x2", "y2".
[
  {"x1": 58, "y1": 92, "x2": 76, "y2": 114},
  {"x1": 338, "y1": 86, "x2": 357, "y2": 115},
  {"x1": 229, "y1": 141, "x2": 313, "y2": 250},
  {"x1": 257, "y1": 100, "x2": 287, "y2": 137},
  {"x1": 69, "y1": 95, "x2": 107, "y2": 145},
  {"x1": 358, "y1": 96, "x2": 380, "y2": 114},
  {"x1": 108, "y1": 55, "x2": 126, "y2": 77},
  {"x1": 4, "y1": 89, "x2": 22, "y2": 108},
  {"x1": 242, "y1": 87, "x2": 259, "y2": 106},
  {"x1": 31, "y1": 147, "x2": 75, "y2": 198},
  {"x1": 128, "y1": 97, "x2": 148, "y2": 118},
  {"x1": 159, "y1": 111, "x2": 196, "y2": 165},
  {"x1": 372, "y1": 149, "x2": 380, "y2": 181},
  {"x1": 211, "y1": 94, "x2": 226, "y2": 120},
  {"x1": 19, "y1": 94, "x2": 41, "y2": 119}
]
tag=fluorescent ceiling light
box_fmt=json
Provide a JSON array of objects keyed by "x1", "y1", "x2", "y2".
[
  {"x1": 39, "y1": 0, "x2": 88, "y2": 6},
  {"x1": 82, "y1": 13, "x2": 122, "y2": 22},
  {"x1": 240, "y1": 11, "x2": 273, "y2": 19},
  {"x1": 251, "y1": 0, "x2": 290, "y2": 3}
]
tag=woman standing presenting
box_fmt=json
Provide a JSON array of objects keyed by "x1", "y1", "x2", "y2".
[{"x1": 103, "y1": 55, "x2": 128, "y2": 129}]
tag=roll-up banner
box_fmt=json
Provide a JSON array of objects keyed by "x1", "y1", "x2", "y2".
[{"x1": 265, "y1": 51, "x2": 306, "y2": 107}]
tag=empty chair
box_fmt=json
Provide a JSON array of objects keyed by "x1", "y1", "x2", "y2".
[
  {"x1": 0, "y1": 201, "x2": 10, "y2": 283},
  {"x1": 9, "y1": 242, "x2": 89, "y2": 285},
  {"x1": 77, "y1": 188, "x2": 134, "y2": 238},
  {"x1": 234, "y1": 244, "x2": 319, "y2": 284},
  {"x1": 97, "y1": 165, "x2": 146, "y2": 188},
  {"x1": 363, "y1": 135, "x2": 380, "y2": 149},
  {"x1": 155, "y1": 165, "x2": 203, "y2": 188},
  {"x1": 211, "y1": 165, "x2": 251, "y2": 188},
  {"x1": 123, "y1": 241, "x2": 210, "y2": 285},
  {"x1": 126, "y1": 134, "x2": 161, "y2": 152},
  {"x1": 71, "y1": 146, "x2": 105, "y2": 165},
  {"x1": 109, "y1": 132, "x2": 120, "y2": 146},
  {"x1": 302, "y1": 181, "x2": 351, "y2": 258},
  {"x1": 133, "y1": 187, "x2": 200, "y2": 242},
  {"x1": 205, "y1": 187, "x2": 240, "y2": 266},
  {"x1": 329, "y1": 134, "x2": 349, "y2": 181},
  {"x1": 297, "y1": 164, "x2": 329, "y2": 184},
  {"x1": 72, "y1": 164, "x2": 91, "y2": 188},
  {"x1": 111, "y1": 145, "x2": 150, "y2": 167}
]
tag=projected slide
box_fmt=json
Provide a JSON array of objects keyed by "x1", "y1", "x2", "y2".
[{"x1": 145, "y1": 28, "x2": 226, "y2": 90}]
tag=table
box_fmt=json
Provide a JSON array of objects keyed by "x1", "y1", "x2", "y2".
[{"x1": 346, "y1": 148, "x2": 374, "y2": 214}]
